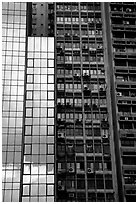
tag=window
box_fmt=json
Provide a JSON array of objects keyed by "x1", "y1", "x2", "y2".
[
  {"x1": 123, "y1": 156, "x2": 136, "y2": 165},
  {"x1": 96, "y1": 175, "x2": 104, "y2": 189},
  {"x1": 77, "y1": 180, "x2": 85, "y2": 189},
  {"x1": 65, "y1": 17, "x2": 71, "y2": 22},
  {"x1": 77, "y1": 161, "x2": 84, "y2": 171},
  {"x1": 57, "y1": 17, "x2": 63, "y2": 22},
  {"x1": 74, "y1": 127, "x2": 83, "y2": 136},
  {"x1": 94, "y1": 128, "x2": 101, "y2": 136},
  {"x1": 94, "y1": 144, "x2": 102, "y2": 153},
  {"x1": 88, "y1": 179, "x2": 95, "y2": 189},
  {"x1": 66, "y1": 128, "x2": 73, "y2": 136},
  {"x1": 103, "y1": 145, "x2": 110, "y2": 154},
  {"x1": 105, "y1": 180, "x2": 113, "y2": 189},
  {"x1": 76, "y1": 144, "x2": 84, "y2": 153},
  {"x1": 27, "y1": 75, "x2": 33, "y2": 83}
]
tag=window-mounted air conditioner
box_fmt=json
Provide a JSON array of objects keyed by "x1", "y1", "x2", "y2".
[
  {"x1": 69, "y1": 193, "x2": 75, "y2": 198},
  {"x1": 102, "y1": 118, "x2": 108, "y2": 122},
  {"x1": 58, "y1": 185, "x2": 65, "y2": 191},
  {"x1": 87, "y1": 145, "x2": 93, "y2": 152},
  {"x1": 84, "y1": 84, "x2": 88, "y2": 89},
  {"x1": 76, "y1": 119, "x2": 82, "y2": 123},
  {"x1": 102, "y1": 135, "x2": 108, "y2": 139},
  {"x1": 126, "y1": 8, "x2": 132, "y2": 13},
  {"x1": 84, "y1": 103, "x2": 90, "y2": 107},
  {"x1": 68, "y1": 167, "x2": 74, "y2": 173},
  {"x1": 87, "y1": 168, "x2": 93, "y2": 173},
  {"x1": 74, "y1": 73, "x2": 80, "y2": 77},
  {"x1": 58, "y1": 132, "x2": 65, "y2": 138},
  {"x1": 67, "y1": 145, "x2": 73, "y2": 149},
  {"x1": 117, "y1": 92, "x2": 122, "y2": 96}
]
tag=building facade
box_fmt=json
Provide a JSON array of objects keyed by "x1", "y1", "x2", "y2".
[{"x1": 2, "y1": 2, "x2": 136, "y2": 202}]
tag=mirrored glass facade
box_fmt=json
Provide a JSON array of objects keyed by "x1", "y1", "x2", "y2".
[
  {"x1": 2, "y1": 2, "x2": 26, "y2": 202},
  {"x1": 22, "y1": 37, "x2": 55, "y2": 202}
]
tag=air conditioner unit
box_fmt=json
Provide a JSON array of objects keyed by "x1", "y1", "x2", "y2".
[
  {"x1": 97, "y1": 45, "x2": 103, "y2": 49},
  {"x1": 68, "y1": 145, "x2": 73, "y2": 149},
  {"x1": 84, "y1": 85, "x2": 88, "y2": 89},
  {"x1": 58, "y1": 132, "x2": 65, "y2": 138},
  {"x1": 99, "y1": 87, "x2": 104, "y2": 91},
  {"x1": 65, "y1": 33, "x2": 70, "y2": 37},
  {"x1": 101, "y1": 123, "x2": 109, "y2": 129},
  {"x1": 76, "y1": 119, "x2": 81, "y2": 123},
  {"x1": 126, "y1": 8, "x2": 132, "y2": 12},
  {"x1": 74, "y1": 73, "x2": 80, "y2": 77},
  {"x1": 84, "y1": 103, "x2": 88, "y2": 106},
  {"x1": 102, "y1": 135, "x2": 108, "y2": 139},
  {"x1": 67, "y1": 146, "x2": 74, "y2": 155},
  {"x1": 69, "y1": 193, "x2": 74, "y2": 198},
  {"x1": 87, "y1": 144, "x2": 92, "y2": 148},
  {"x1": 102, "y1": 118, "x2": 108, "y2": 122},
  {"x1": 117, "y1": 92, "x2": 122, "y2": 96},
  {"x1": 87, "y1": 145, "x2": 93, "y2": 152},
  {"x1": 87, "y1": 168, "x2": 93, "y2": 173},
  {"x1": 58, "y1": 185, "x2": 65, "y2": 191},
  {"x1": 68, "y1": 167, "x2": 74, "y2": 173},
  {"x1": 83, "y1": 73, "x2": 88, "y2": 76},
  {"x1": 58, "y1": 118, "x2": 65, "y2": 123}
]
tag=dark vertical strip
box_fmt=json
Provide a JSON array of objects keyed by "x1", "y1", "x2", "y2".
[
  {"x1": 27, "y1": 3, "x2": 32, "y2": 36},
  {"x1": 78, "y1": 2, "x2": 88, "y2": 201},
  {"x1": 103, "y1": 2, "x2": 124, "y2": 202},
  {"x1": 54, "y1": 3, "x2": 57, "y2": 201},
  {"x1": 45, "y1": 3, "x2": 48, "y2": 36},
  {"x1": 19, "y1": 3, "x2": 29, "y2": 202}
]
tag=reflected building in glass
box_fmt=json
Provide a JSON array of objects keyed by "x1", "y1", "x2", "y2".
[{"x1": 2, "y1": 2, "x2": 136, "y2": 202}]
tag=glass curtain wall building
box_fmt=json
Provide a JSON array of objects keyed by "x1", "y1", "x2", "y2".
[
  {"x1": 2, "y1": 3, "x2": 26, "y2": 202},
  {"x1": 2, "y1": 2, "x2": 136, "y2": 202}
]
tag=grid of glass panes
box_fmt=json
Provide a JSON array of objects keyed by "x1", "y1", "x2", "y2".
[
  {"x1": 2, "y1": 2, "x2": 26, "y2": 202},
  {"x1": 22, "y1": 37, "x2": 55, "y2": 202},
  {"x1": 56, "y1": 2, "x2": 115, "y2": 202}
]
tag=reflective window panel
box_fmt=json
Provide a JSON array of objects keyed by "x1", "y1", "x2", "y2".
[{"x1": 22, "y1": 37, "x2": 55, "y2": 201}]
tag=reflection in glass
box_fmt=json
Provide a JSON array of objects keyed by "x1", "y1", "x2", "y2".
[
  {"x1": 48, "y1": 92, "x2": 54, "y2": 99},
  {"x1": 2, "y1": 2, "x2": 26, "y2": 202},
  {"x1": 48, "y1": 59, "x2": 54, "y2": 67},
  {"x1": 22, "y1": 37, "x2": 55, "y2": 200},
  {"x1": 48, "y1": 38, "x2": 54, "y2": 52},
  {"x1": 48, "y1": 75, "x2": 54, "y2": 83}
]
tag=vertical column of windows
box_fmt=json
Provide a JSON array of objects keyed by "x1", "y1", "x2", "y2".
[
  {"x1": 22, "y1": 37, "x2": 55, "y2": 202},
  {"x1": 80, "y1": 2, "x2": 114, "y2": 202}
]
